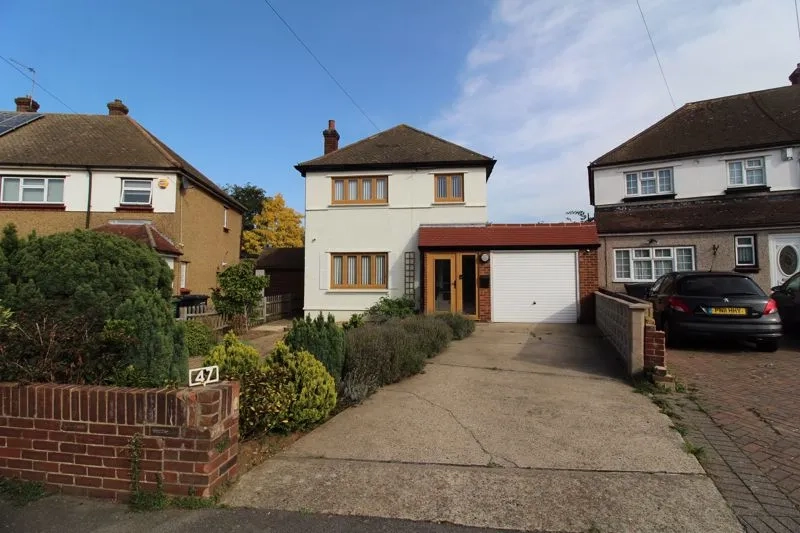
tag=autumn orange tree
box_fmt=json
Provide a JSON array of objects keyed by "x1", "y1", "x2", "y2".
[{"x1": 242, "y1": 193, "x2": 304, "y2": 256}]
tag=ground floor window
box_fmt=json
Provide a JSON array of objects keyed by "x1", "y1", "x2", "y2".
[
  {"x1": 331, "y1": 252, "x2": 387, "y2": 289},
  {"x1": 613, "y1": 246, "x2": 695, "y2": 282},
  {"x1": 735, "y1": 235, "x2": 757, "y2": 267}
]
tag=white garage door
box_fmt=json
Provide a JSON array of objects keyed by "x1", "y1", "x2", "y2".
[{"x1": 491, "y1": 251, "x2": 578, "y2": 323}]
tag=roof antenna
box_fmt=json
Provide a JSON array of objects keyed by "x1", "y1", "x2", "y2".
[{"x1": 9, "y1": 58, "x2": 36, "y2": 101}]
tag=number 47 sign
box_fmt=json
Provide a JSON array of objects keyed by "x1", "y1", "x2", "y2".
[{"x1": 189, "y1": 365, "x2": 220, "y2": 387}]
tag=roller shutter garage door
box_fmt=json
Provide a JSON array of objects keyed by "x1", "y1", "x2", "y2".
[{"x1": 491, "y1": 251, "x2": 578, "y2": 323}]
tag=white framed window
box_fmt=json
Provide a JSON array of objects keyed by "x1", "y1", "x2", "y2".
[
  {"x1": 735, "y1": 235, "x2": 757, "y2": 267},
  {"x1": 223, "y1": 207, "x2": 229, "y2": 229},
  {"x1": 624, "y1": 168, "x2": 673, "y2": 197},
  {"x1": 120, "y1": 179, "x2": 153, "y2": 205},
  {"x1": 613, "y1": 246, "x2": 695, "y2": 282},
  {"x1": 728, "y1": 157, "x2": 765, "y2": 186},
  {"x1": 1, "y1": 176, "x2": 64, "y2": 203},
  {"x1": 180, "y1": 262, "x2": 188, "y2": 289}
]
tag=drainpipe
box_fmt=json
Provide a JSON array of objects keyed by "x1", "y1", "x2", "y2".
[{"x1": 84, "y1": 167, "x2": 93, "y2": 229}]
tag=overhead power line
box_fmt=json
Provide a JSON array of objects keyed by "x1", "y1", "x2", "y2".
[
  {"x1": 259, "y1": 0, "x2": 380, "y2": 131},
  {"x1": 795, "y1": 0, "x2": 800, "y2": 50},
  {"x1": 0, "y1": 55, "x2": 77, "y2": 112},
  {"x1": 635, "y1": 0, "x2": 676, "y2": 109}
]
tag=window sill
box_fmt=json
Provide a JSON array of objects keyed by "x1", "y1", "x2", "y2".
[
  {"x1": 431, "y1": 201, "x2": 466, "y2": 206},
  {"x1": 622, "y1": 193, "x2": 676, "y2": 203},
  {"x1": 734, "y1": 266, "x2": 760, "y2": 273},
  {"x1": 328, "y1": 203, "x2": 388, "y2": 208},
  {"x1": 725, "y1": 185, "x2": 770, "y2": 194},
  {"x1": 0, "y1": 202, "x2": 66, "y2": 211},
  {"x1": 326, "y1": 289, "x2": 390, "y2": 294},
  {"x1": 116, "y1": 205, "x2": 154, "y2": 212}
]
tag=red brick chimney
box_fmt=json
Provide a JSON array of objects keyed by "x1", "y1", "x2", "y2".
[
  {"x1": 790, "y1": 63, "x2": 800, "y2": 85},
  {"x1": 14, "y1": 96, "x2": 40, "y2": 112},
  {"x1": 107, "y1": 99, "x2": 129, "y2": 116},
  {"x1": 323, "y1": 119, "x2": 340, "y2": 154}
]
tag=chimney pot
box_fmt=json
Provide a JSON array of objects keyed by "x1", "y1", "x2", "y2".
[
  {"x1": 790, "y1": 63, "x2": 800, "y2": 85},
  {"x1": 14, "y1": 96, "x2": 40, "y2": 113},
  {"x1": 323, "y1": 119, "x2": 340, "y2": 154},
  {"x1": 107, "y1": 99, "x2": 129, "y2": 116}
]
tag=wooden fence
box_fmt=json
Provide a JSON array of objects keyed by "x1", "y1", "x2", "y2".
[{"x1": 178, "y1": 294, "x2": 300, "y2": 331}]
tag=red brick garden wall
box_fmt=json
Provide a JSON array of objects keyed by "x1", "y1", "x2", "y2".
[
  {"x1": 644, "y1": 319, "x2": 667, "y2": 369},
  {"x1": 0, "y1": 381, "x2": 239, "y2": 501}
]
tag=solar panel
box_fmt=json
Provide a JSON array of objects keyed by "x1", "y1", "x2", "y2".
[{"x1": 0, "y1": 111, "x2": 43, "y2": 137}]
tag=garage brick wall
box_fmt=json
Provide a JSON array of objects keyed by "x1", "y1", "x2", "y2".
[
  {"x1": 478, "y1": 256, "x2": 491, "y2": 322},
  {"x1": 579, "y1": 249, "x2": 599, "y2": 323}
]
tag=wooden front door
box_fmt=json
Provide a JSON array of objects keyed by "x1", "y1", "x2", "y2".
[{"x1": 425, "y1": 253, "x2": 478, "y2": 318}]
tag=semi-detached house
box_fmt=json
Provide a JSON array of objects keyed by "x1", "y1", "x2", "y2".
[
  {"x1": 296, "y1": 121, "x2": 599, "y2": 323},
  {"x1": 0, "y1": 96, "x2": 244, "y2": 294}
]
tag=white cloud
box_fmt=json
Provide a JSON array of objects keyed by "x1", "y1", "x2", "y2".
[{"x1": 431, "y1": 0, "x2": 800, "y2": 222}]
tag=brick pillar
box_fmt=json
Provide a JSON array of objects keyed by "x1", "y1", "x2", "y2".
[
  {"x1": 579, "y1": 249, "x2": 599, "y2": 323},
  {"x1": 478, "y1": 254, "x2": 491, "y2": 322}
]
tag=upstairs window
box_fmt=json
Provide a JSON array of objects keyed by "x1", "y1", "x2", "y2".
[
  {"x1": 1, "y1": 176, "x2": 64, "y2": 203},
  {"x1": 624, "y1": 168, "x2": 673, "y2": 196},
  {"x1": 223, "y1": 207, "x2": 229, "y2": 230},
  {"x1": 728, "y1": 157, "x2": 765, "y2": 187},
  {"x1": 331, "y1": 176, "x2": 388, "y2": 205},
  {"x1": 120, "y1": 179, "x2": 153, "y2": 205},
  {"x1": 434, "y1": 174, "x2": 464, "y2": 202}
]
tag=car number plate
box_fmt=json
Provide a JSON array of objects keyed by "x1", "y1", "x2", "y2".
[{"x1": 710, "y1": 307, "x2": 747, "y2": 316}]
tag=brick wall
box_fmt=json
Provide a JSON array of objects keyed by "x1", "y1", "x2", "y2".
[
  {"x1": 595, "y1": 290, "x2": 652, "y2": 376},
  {"x1": 644, "y1": 318, "x2": 666, "y2": 369},
  {"x1": 478, "y1": 257, "x2": 491, "y2": 322},
  {"x1": 578, "y1": 249, "x2": 599, "y2": 324},
  {"x1": 0, "y1": 381, "x2": 239, "y2": 501}
]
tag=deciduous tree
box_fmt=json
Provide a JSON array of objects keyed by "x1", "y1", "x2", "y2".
[
  {"x1": 224, "y1": 182, "x2": 269, "y2": 232},
  {"x1": 242, "y1": 193, "x2": 304, "y2": 256}
]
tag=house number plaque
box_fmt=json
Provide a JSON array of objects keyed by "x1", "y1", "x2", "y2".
[{"x1": 189, "y1": 365, "x2": 220, "y2": 387}]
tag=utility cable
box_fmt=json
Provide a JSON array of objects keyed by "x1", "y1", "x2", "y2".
[
  {"x1": 635, "y1": 0, "x2": 676, "y2": 109},
  {"x1": 0, "y1": 55, "x2": 77, "y2": 112}
]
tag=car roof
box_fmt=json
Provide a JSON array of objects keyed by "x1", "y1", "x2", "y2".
[{"x1": 671, "y1": 271, "x2": 753, "y2": 279}]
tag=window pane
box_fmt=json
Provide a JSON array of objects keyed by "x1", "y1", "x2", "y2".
[
  {"x1": 729, "y1": 161, "x2": 744, "y2": 184},
  {"x1": 124, "y1": 179, "x2": 151, "y2": 189},
  {"x1": 123, "y1": 191, "x2": 151, "y2": 204},
  {"x1": 737, "y1": 246, "x2": 755, "y2": 266},
  {"x1": 375, "y1": 254, "x2": 386, "y2": 285},
  {"x1": 640, "y1": 171, "x2": 656, "y2": 195},
  {"x1": 657, "y1": 169, "x2": 672, "y2": 192},
  {"x1": 633, "y1": 260, "x2": 653, "y2": 281},
  {"x1": 361, "y1": 255, "x2": 371, "y2": 284},
  {"x1": 333, "y1": 256, "x2": 343, "y2": 285},
  {"x1": 348, "y1": 180, "x2": 358, "y2": 201},
  {"x1": 746, "y1": 168, "x2": 764, "y2": 185},
  {"x1": 625, "y1": 174, "x2": 638, "y2": 195},
  {"x1": 451, "y1": 175, "x2": 463, "y2": 199},
  {"x1": 334, "y1": 180, "x2": 344, "y2": 201},
  {"x1": 22, "y1": 186, "x2": 44, "y2": 202},
  {"x1": 347, "y1": 256, "x2": 357, "y2": 285},
  {"x1": 376, "y1": 178, "x2": 387, "y2": 200},
  {"x1": 362, "y1": 179, "x2": 372, "y2": 201},
  {"x1": 2, "y1": 178, "x2": 20, "y2": 202},
  {"x1": 737, "y1": 236, "x2": 753, "y2": 246},
  {"x1": 746, "y1": 159, "x2": 763, "y2": 168},
  {"x1": 654, "y1": 248, "x2": 672, "y2": 258},
  {"x1": 675, "y1": 248, "x2": 694, "y2": 271},
  {"x1": 633, "y1": 249, "x2": 651, "y2": 258},
  {"x1": 654, "y1": 259, "x2": 673, "y2": 277},
  {"x1": 614, "y1": 250, "x2": 631, "y2": 279},
  {"x1": 47, "y1": 179, "x2": 64, "y2": 202},
  {"x1": 436, "y1": 176, "x2": 447, "y2": 198}
]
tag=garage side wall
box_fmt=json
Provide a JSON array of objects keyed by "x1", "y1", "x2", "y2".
[{"x1": 579, "y1": 249, "x2": 599, "y2": 323}]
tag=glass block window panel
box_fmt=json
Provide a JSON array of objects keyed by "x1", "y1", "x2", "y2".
[
  {"x1": 348, "y1": 180, "x2": 358, "y2": 201},
  {"x1": 333, "y1": 256, "x2": 343, "y2": 285},
  {"x1": 675, "y1": 248, "x2": 695, "y2": 271},
  {"x1": 1, "y1": 178, "x2": 20, "y2": 202},
  {"x1": 633, "y1": 260, "x2": 653, "y2": 281},
  {"x1": 657, "y1": 169, "x2": 672, "y2": 192},
  {"x1": 362, "y1": 179, "x2": 372, "y2": 201},
  {"x1": 121, "y1": 179, "x2": 152, "y2": 204},
  {"x1": 451, "y1": 175, "x2": 463, "y2": 200},
  {"x1": 376, "y1": 254, "x2": 386, "y2": 285},
  {"x1": 347, "y1": 256, "x2": 357, "y2": 285},
  {"x1": 376, "y1": 178, "x2": 387, "y2": 200},
  {"x1": 333, "y1": 180, "x2": 344, "y2": 201},
  {"x1": 615, "y1": 250, "x2": 631, "y2": 279},
  {"x1": 47, "y1": 178, "x2": 64, "y2": 203},
  {"x1": 361, "y1": 255, "x2": 371, "y2": 285},
  {"x1": 728, "y1": 161, "x2": 744, "y2": 185},
  {"x1": 640, "y1": 171, "x2": 656, "y2": 195},
  {"x1": 625, "y1": 174, "x2": 638, "y2": 195}
]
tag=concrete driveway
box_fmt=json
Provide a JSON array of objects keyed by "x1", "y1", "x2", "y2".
[{"x1": 224, "y1": 323, "x2": 740, "y2": 533}]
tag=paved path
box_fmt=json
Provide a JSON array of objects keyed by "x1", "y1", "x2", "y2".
[
  {"x1": 224, "y1": 323, "x2": 740, "y2": 533},
  {"x1": 669, "y1": 338, "x2": 800, "y2": 533}
]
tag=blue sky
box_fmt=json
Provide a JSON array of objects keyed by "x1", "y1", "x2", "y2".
[{"x1": 2, "y1": 0, "x2": 800, "y2": 221}]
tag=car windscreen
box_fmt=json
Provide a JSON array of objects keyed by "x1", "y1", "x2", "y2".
[{"x1": 678, "y1": 276, "x2": 765, "y2": 297}]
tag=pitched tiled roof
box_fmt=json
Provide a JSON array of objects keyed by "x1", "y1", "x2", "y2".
[
  {"x1": 295, "y1": 124, "x2": 496, "y2": 177},
  {"x1": 591, "y1": 85, "x2": 800, "y2": 168},
  {"x1": 0, "y1": 112, "x2": 244, "y2": 212},
  {"x1": 255, "y1": 247, "x2": 304, "y2": 270},
  {"x1": 594, "y1": 191, "x2": 800, "y2": 234},
  {"x1": 418, "y1": 223, "x2": 599, "y2": 248},
  {"x1": 93, "y1": 223, "x2": 183, "y2": 256}
]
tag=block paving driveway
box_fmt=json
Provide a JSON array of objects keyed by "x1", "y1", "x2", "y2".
[{"x1": 668, "y1": 336, "x2": 800, "y2": 533}]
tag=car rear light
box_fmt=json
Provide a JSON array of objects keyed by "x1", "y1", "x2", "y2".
[
  {"x1": 763, "y1": 298, "x2": 779, "y2": 315},
  {"x1": 668, "y1": 296, "x2": 691, "y2": 313}
]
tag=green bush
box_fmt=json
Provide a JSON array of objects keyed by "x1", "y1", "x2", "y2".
[
  {"x1": 238, "y1": 365, "x2": 294, "y2": 438},
  {"x1": 342, "y1": 313, "x2": 364, "y2": 331},
  {"x1": 270, "y1": 342, "x2": 336, "y2": 430},
  {"x1": 433, "y1": 312, "x2": 476, "y2": 340},
  {"x1": 210, "y1": 260, "x2": 268, "y2": 333},
  {"x1": 364, "y1": 295, "x2": 415, "y2": 323},
  {"x1": 204, "y1": 332, "x2": 262, "y2": 380},
  {"x1": 184, "y1": 321, "x2": 215, "y2": 358},
  {"x1": 0, "y1": 225, "x2": 186, "y2": 387},
  {"x1": 284, "y1": 313, "x2": 345, "y2": 381},
  {"x1": 397, "y1": 315, "x2": 452, "y2": 357}
]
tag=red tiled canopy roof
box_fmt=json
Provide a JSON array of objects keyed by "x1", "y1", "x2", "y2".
[
  {"x1": 418, "y1": 223, "x2": 599, "y2": 248},
  {"x1": 94, "y1": 223, "x2": 183, "y2": 256}
]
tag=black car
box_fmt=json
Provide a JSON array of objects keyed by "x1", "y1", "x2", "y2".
[
  {"x1": 645, "y1": 271, "x2": 782, "y2": 351},
  {"x1": 771, "y1": 271, "x2": 800, "y2": 331}
]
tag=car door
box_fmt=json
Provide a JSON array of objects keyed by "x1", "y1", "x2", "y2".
[{"x1": 772, "y1": 272, "x2": 800, "y2": 326}]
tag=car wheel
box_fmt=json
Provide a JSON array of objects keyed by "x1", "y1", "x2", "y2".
[{"x1": 757, "y1": 340, "x2": 780, "y2": 352}]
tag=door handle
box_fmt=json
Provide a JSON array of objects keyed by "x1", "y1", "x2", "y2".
[{"x1": 452, "y1": 280, "x2": 457, "y2": 288}]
